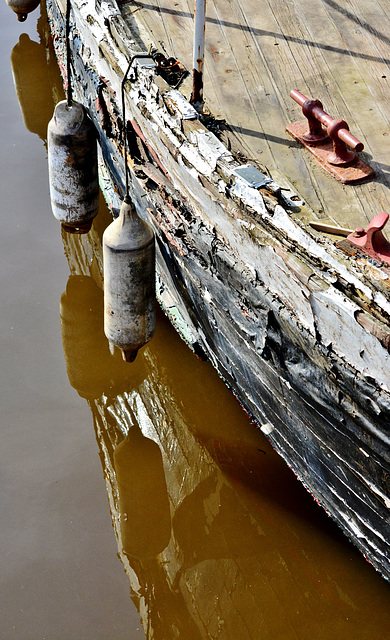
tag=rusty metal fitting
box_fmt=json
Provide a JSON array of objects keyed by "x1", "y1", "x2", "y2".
[
  {"x1": 158, "y1": 57, "x2": 179, "y2": 69},
  {"x1": 289, "y1": 90, "x2": 364, "y2": 166},
  {"x1": 347, "y1": 212, "x2": 390, "y2": 265},
  {"x1": 301, "y1": 98, "x2": 329, "y2": 144},
  {"x1": 287, "y1": 90, "x2": 374, "y2": 183},
  {"x1": 326, "y1": 119, "x2": 360, "y2": 166}
]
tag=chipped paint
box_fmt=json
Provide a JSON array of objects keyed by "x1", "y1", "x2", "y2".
[
  {"x1": 261, "y1": 422, "x2": 274, "y2": 435},
  {"x1": 164, "y1": 89, "x2": 198, "y2": 120},
  {"x1": 310, "y1": 287, "x2": 390, "y2": 389}
]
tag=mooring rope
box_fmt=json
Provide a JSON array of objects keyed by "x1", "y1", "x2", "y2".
[
  {"x1": 121, "y1": 51, "x2": 153, "y2": 198},
  {"x1": 66, "y1": 0, "x2": 73, "y2": 107}
]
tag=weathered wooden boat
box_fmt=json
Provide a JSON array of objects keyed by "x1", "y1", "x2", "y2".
[{"x1": 44, "y1": 0, "x2": 390, "y2": 580}]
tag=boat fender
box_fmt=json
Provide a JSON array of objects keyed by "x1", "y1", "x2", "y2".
[
  {"x1": 103, "y1": 195, "x2": 156, "y2": 362},
  {"x1": 47, "y1": 100, "x2": 99, "y2": 233},
  {"x1": 5, "y1": 0, "x2": 40, "y2": 21}
]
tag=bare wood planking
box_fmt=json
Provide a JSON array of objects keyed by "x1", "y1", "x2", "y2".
[
  {"x1": 228, "y1": 0, "x2": 331, "y2": 214},
  {"x1": 253, "y1": 0, "x2": 387, "y2": 228},
  {"x1": 295, "y1": 0, "x2": 390, "y2": 220}
]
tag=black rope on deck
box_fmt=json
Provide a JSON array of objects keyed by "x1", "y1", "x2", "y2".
[
  {"x1": 121, "y1": 51, "x2": 153, "y2": 198},
  {"x1": 66, "y1": 0, "x2": 72, "y2": 107}
]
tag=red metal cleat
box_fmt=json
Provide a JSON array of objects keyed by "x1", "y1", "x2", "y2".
[
  {"x1": 347, "y1": 212, "x2": 390, "y2": 265},
  {"x1": 286, "y1": 90, "x2": 374, "y2": 184}
]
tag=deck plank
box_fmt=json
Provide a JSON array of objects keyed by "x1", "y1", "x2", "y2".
[{"x1": 121, "y1": 0, "x2": 390, "y2": 231}]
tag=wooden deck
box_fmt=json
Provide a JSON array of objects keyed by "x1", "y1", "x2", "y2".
[{"x1": 119, "y1": 0, "x2": 390, "y2": 232}]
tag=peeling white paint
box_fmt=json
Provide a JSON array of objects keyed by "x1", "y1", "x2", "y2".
[
  {"x1": 203, "y1": 288, "x2": 212, "y2": 303},
  {"x1": 374, "y1": 290, "x2": 390, "y2": 316},
  {"x1": 230, "y1": 175, "x2": 267, "y2": 216},
  {"x1": 311, "y1": 287, "x2": 390, "y2": 390},
  {"x1": 195, "y1": 130, "x2": 232, "y2": 170},
  {"x1": 257, "y1": 245, "x2": 316, "y2": 334},
  {"x1": 272, "y1": 207, "x2": 375, "y2": 303},
  {"x1": 164, "y1": 90, "x2": 198, "y2": 120},
  {"x1": 178, "y1": 141, "x2": 213, "y2": 177},
  {"x1": 261, "y1": 422, "x2": 274, "y2": 435}
]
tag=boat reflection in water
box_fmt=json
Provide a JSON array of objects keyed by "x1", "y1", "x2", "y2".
[
  {"x1": 60, "y1": 222, "x2": 390, "y2": 640},
  {"x1": 10, "y1": 6, "x2": 63, "y2": 142}
]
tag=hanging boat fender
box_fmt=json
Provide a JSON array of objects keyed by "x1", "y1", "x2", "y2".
[
  {"x1": 5, "y1": 0, "x2": 40, "y2": 21},
  {"x1": 103, "y1": 195, "x2": 156, "y2": 362},
  {"x1": 47, "y1": 100, "x2": 99, "y2": 233}
]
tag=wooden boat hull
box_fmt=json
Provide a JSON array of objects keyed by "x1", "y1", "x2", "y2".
[{"x1": 46, "y1": 0, "x2": 390, "y2": 580}]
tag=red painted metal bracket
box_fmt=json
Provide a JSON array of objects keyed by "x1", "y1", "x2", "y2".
[
  {"x1": 347, "y1": 212, "x2": 390, "y2": 266},
  {"x1": 286, "y1": 90, "x2": 375, "y2": 184}
]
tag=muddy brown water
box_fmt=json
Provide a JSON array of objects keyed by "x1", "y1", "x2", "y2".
[{"x1": 1, "y1": 3, "x2": 389, "y2": 639}]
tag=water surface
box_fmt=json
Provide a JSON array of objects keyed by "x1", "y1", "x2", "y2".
[{"x1": 0, "y1": 5, "x2": 143, "y2": 639}]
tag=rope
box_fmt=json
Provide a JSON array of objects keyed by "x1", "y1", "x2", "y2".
[
  {"x1": 66, "y1": 0, "x2": 72, "y2": 107},
  {"x1": 121, "y1": 52, "x2": 153, "y2": 198}
]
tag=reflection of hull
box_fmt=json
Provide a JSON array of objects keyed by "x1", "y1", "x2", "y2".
[
  {"x1": 97, "y1": 375, "x2": 390, "y2": 640},
  {"x1": 60, "y1": 229, "x2": 390, "y2": 640},
  {"x1": 85, "y1": 321, "x2": 390, "y2": 639},
  {"x1": 47, "y1": 0, "x2": 390, "y2": 580}
]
